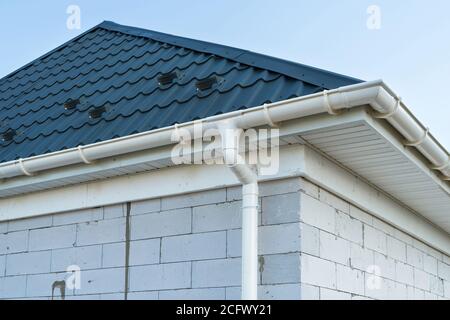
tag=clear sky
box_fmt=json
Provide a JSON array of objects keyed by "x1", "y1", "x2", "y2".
[{"x1": 0, "y1": 0, "x2": 449, "y2": 149}]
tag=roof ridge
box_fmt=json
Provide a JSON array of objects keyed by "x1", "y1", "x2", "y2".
[{"x1": 98, "y1": 21, "x2": 363, "y2": 89}]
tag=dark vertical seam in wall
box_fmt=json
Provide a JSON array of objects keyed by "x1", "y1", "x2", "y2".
[{"x1": 124, "y1": 202, "x2": 131, "y2": 300}]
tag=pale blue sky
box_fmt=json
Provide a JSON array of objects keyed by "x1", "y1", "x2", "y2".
[{"x1": 0, "y1": 0, "x2": 449, "y2": 148}]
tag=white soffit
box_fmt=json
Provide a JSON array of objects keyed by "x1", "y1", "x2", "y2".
[{"x1": 281, "y1": 109, "x2": 450, "y2": 233}]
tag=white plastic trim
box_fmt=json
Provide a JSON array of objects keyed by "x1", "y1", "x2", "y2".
[{"x1": 373, "y1": 96, "x2": 401, "y2": 119}]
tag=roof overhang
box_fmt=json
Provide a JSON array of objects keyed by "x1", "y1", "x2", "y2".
[{"x1": 0, "y1": 80, "x2": 449, "y2": 243}]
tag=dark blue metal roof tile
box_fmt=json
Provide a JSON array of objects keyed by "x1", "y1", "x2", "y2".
[{"x1": 0, "y1": 21, "x2": 363, "y2": 163}]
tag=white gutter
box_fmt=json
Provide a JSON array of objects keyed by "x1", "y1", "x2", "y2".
[
  {"x1": 0, "y1": 80, "x2": 448, "y2": 183},
  {"x1": 218, "y1": 120, "x2": 259, "y2": 300}
]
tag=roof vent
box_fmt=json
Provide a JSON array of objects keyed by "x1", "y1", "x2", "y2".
[
  {"x1": 89, "y1": 106, "x2": 106, "y2": 119},
  {"x1": 1, "y1": 129, "x2": 16, "y2": 142},
  {"x1": 196, "y1": 76, "x2": 219, "y2": 91},
  {"x1": 64, "y1": 99, "x2": 80, "y2": 110},
  {"x1": 158, "y1": 71, "x2": 178, "y2": 86}
]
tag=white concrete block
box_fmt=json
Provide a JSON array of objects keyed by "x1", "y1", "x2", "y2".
[
  {"x1": 301, "y1": 254, "x2": 336, "y2": 289},
  {"x1": 349, "y1": 243, "x2": 374, "y2": 272},
  {"x1": 423, "y1": 254, "x2": 438, "y2": 275},
  {"x1": 395, "y1": 261, "x2": 414, "y2": 286},
  {"x1": 298, "y1": 178, "x2": 319, "y2": 199},
  {"x1": 373, "y1": 252, "x2": 396, "y2": 281},
  {"x1": 130, "y1": 262, "x2": 191, "y2": 291},
  {"x1": 262, "y1": 193, "x2": 300, "y2": 225},
  {"x1": 6, "y1": 251, "x2": 51, "y2": 276},
  {"x1": 161, "y1": 189, "x2": 226, "y2": 210},
  {"x1": 229, "y1": 224, "x2": 302, "y2": 257},
  {"x1": 77, "y1": 268, "x2": 125, "y2": 295},
  {"x1": 437, "y1": 261, "x2": 450, "y2": 281},
  {"x1": 53, "y1": 208, "x2": 103, "y2": 226},
  {"x1": 0, "y1": 275, "x2": 27, "y2": 299},
  {"x1": 259, "y1": 284, "x2": 301, "y2": 300},
  {"x1": 259, "y1": 178, "x2": 302, "y2": 197},
  {"x1": 300, "y1": 194, "x2": 335, "y2": 233},
  {"x1": 100, "y1": 293, "x2": 124, "y2": 300},
  {"x1": 130, "y1": 198, "x2": 161, "y2": 216},
  {"x1": 406, "y1": 245, "x2": 424, "y2": 269},
  {"x1": 336, "y1": 265, "x2": 364, "y2": 296},
  {"x1": 225, "y1": 284, "x2": 302, "y2": 300},
  {"x1": 161, "y1": 232, "x2": 226, "y2": 263},
  {"x1": 192, "y1": 258, "x2": 240, "y2": 288},
  {"x1": 76, "y1": 218, "x2": 126, "y2": 246},
  {"x1": 444, "y1": 280, "x2": 450, "y2": 299},
  {"x1": 129, "y1": 239, "x2": 160, "y2": 266},
  {"x1": 336, "y1": 211, "x2": 363, "y2": 246},
  {"x1": 160, "y1": 288, "x2": 225, "y2": 300},
  {"x1": 225, "y1": 286, "x2": 241, "y2": 300},
  {"x1": 0, "y1": 231, "x2": 29, "y2": 254},
  {"x1": 320, "y1": 288, "x2": 352, "y2": 300},
  {"x1": 192, "y1": 201, "x2": 241, "y2": 232},
  {"x1": 7, "y1": 215, "x2": 52, "y2": 232},
  {"x1": 301, "y1": 283, "x2": 320, "y2": 300},
  {"x1": 363, "y1": 225, "x2": 387, "y2": 255},
  {"x1": 102, "y1": 242, "x2": 125, "y2": 268},
  {"x1": 300, "y1": 223, "x2": 319, "y2": 256},
  {"x1": 127, "y1": 291, "x2": 158, "y2": 300},
  {"x1": 318, "y1": 189, "x2": 349, "y2": 214},
  {"x1": 131, "y1": 208, "x2": 191, "y2": 240},
  {"x1": 414, "y1": 268, "x2": 430, "y2": 291},
  {"x1": 0, "y1": 222, "x2": 7, "y2": 234},
  {"x1": 26, "y1": 273, "x2": 66, "y2": 298},
  {"x1": 29, "y1": 225, "x2": 76, "y2": 251},
  {"x1": 261, "y1": 253, "x2": 301, "y2": 284},
  {"x1": 430, "y1": 275, "x2": 444, "y2": 296},
  {"x1": 0, "y1": 255, "x2": 5, "y2": 277},
  {"x1": 259, "y1": 223, "x2": 301, "y2": 255},
  {"x1": 103, "y1": 204, "x2": 125, "y2": 219},
  {"x1": 319, "y1": 232, "x2": 351, "y2": 265},
  {"x1": 51, "y1": 245, "x2": 102, "y2": 272},
  {"x1": 386, "y1": 236, "x2": 406, "y2": 262}
]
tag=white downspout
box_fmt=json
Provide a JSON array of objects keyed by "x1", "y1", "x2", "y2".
[{"x1": 219, "y1": 120, "x2": 259, "y2": 300}]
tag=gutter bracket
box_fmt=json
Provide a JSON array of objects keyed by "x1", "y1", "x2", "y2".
[
  {"x1": 263, "y1": 104, "x2": 278, "y2": 127},
  {"x1": 323, "y1": 90, "x2": 340, "y2": 115},
  {"x1": 18, "y1": 159, "x2": 34, "y2": 177},
  {"x1": 404, "y1": 128, "x2": 429, "y2": 147},
  {"x1": 430, "y1": 157, "x2": 450, "y2": 171},
  {"x1": 78, "y1": 146, "x2": 92, "y2": 164}
]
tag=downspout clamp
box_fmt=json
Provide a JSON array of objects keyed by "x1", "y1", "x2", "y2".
[{"x1": 219, "y1": 120, "x2": 259, "y2": 300}]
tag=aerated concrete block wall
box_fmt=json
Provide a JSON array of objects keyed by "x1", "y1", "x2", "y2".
[
  {"x1": 0, "y1": 178, "x2": 303, "y2": 300},
  {"x1": 299, "y1": 179, "x2": 450, "y2": 300},
  {"x1": 1, "y1": 177, "x2": 449, "y2": 300}
]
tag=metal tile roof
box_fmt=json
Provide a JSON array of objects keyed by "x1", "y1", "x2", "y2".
[{"x1": 0, "y1": 21, "x2": 362, "y2": 163}]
